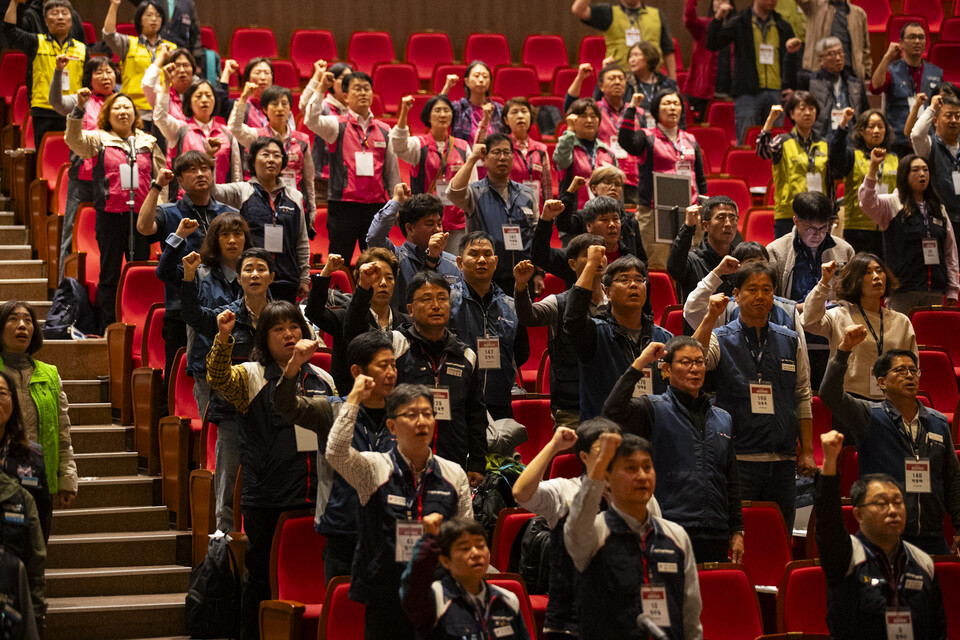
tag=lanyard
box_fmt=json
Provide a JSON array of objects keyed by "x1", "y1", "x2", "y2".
[
  {"x1": 418, "y1": 342, "x2": 448, "y2": 388},
  {"x1": 658, "y1": 127, "x2": 686, "y2": 160},
  {"x1": 601, "y1": 98, "x2": 624, "y2": 129},
  {"x1": 746, "y1": 333, "x2": 767, "y2": 376},
  {"x1": 434, "y1": 135, "x2": 452, "y2": 178},
  {"x1": 857, "y1": 304, "x2": 884, "y2": 357},
  {"x1": 248, "y1": 101, "x2": 269, "y2": 129},
  {"x1": 352, "y1": 117, "x2": 372, "y2": 150},
  {"x1": 796, "y1": 132, "x2": 817, "y2": 174},
  {"x1": 262, "y1": 187, "x2": 280, "y2": 225}
]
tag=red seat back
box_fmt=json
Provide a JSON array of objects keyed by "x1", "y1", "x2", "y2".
[
  {"x1": 904, "y1": 0, "x2": 943, "y2": 33},
  {"x1": 371, "y1": 63, "x2": 419, "y2": 114},
  {"x1": 72, "y1": 205, "x2": 100, "y2": 302},
  {"x1": 464, "y1": 33, "x2": 511, "y2": 71},
  {"x1": 432, "y1": 64, "x2": 468, "y2": 102},
  {"x1": 548, "y1": 453, "x2": 581, "y2": 480},
  {"x1": 491, "y1": 509, "x2": 534, "y2": 572},
  {"x1": 931, "y1": 44, "x2": 960, "y2": 83},
  {"x1": 852, "y1": 0, "x2": 891, "y2": 32},
  {"x1": 290, "y1": 30, "x2": 338, "y2": 78},
  {"x1": 229, "y1": 28, "x2": 279, "y2": 70},
  {"x1": 935, "y1": 559, "x2": 960, "y2": 640},
  {"x1": 317, "y1": 577, "x2": 364, "y2": 640},
  {"x1": 169, "y1": 348, "x2": 199, "y2": 421},
  {"x1": 810, "y1": 396, "x2": 832, "y2": 465},
  {"x1": 917, "y1": 348, "x2": 959, "y2": 416},
  {"x1": 540, "y1": 274, "x2": 567, "y2": 299},
  {"x1": 200, "y1": 26, "x2": 218, "y2": 52},
  {"x1": 578, "y1": 36, "x2": 606, "y2": 70},
  {"x1": 698, "y1": 565, "x2": 764, "y2": 640},
  {"x1": 22, "y1": 114, "x2": 34, "y2": 150},
  {"x1": 839, "y1": 446, "x2": 859, "y2": 498},
  {"x1": 722, "y1": 148, "x2": 772, "y2": 190},
  {"x1": 552, "y1": 67, "x2": 595, "y2": 99},
  {"x1": 115, "y1": 23, "x2": 137, "y2": 37},
  {"x1": 942, "y1": 17, "x2": 960, "y2": 42},
  {"x1": 271, "y1": 511, "x2": 327, "y2": 603},
  {"x1": 116, "y1": 262, "x2": 165, "y2": 360},
  {"x1": 646, "y1": 271, "x2": 678, "y2": 328},
  {"x1": 310, "y1": 349, "x2": 332, "y2": 372},
  {"x1": 12, "y1": 85, "x2": 28, "y2": 123},
  {"x1": 37, "y1": 133, "x2": 69, "y2": 182},
  {"x1": 911, "y1": 308, "x2": 960, "y2": 373},
  {"x1": 486, "y1": 575, "x2": 538, "y2": 636},
  {"x1": 690, "y1": 126, "x2": 731, "y2": 175},
  {"x1": 522, "y1": 35, "x2": 569, "y2": 83},
  {"x1": 660, "y1": 304, "x2": 684, "y2": 336},
  {"x1": 406, "y1": 32, "x2": 454, "y2": 82},
  {"x1": 141, "y1": 303, "x2": 165, "y2": 371},
  {"x1": 82, "y1": 21, "x2": 97, "y2": 44},
  {"x1": 741, "y1": 502, "x2": 792, "y2": 588},
  {"x1": 403, "y1": 94, "x2": 433, "y2": 135},
  {"x1": 270, "y1": 60, "x2": 300, "y2": 90},
  {"x1": 706, "y1": 101, "x2": 737, "y2": 145},
  {"x1": 512, "y1": 397, "x2": 553, "y2": 465},
  {"x1": 707, "y1": 179, "x2": 753, "y2": 223},
  {"x1": 347, "y1": 31, "x2": 395, "y2": 76},
  {"x1": 0, "y1": 52, "x2": 27, "y2": 104},
  {"x1": 492, "y1": 66, "x2": 540, "y2": 99},
  {"x1": 778, "y1": 561, "x2": 829, "y2": 634},
  {"x1": 743, "y1": 208, "x2": 776, "y2": 245}
]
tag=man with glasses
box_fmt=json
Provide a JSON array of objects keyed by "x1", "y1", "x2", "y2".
[
  {"x1": 797, "y1": 36, "x2": 870, "y2": 139},
  {"x1": 871, "y1": 22, "x2": 942, "y2": 158},
  {"x1": 563, "y1": 248, "x2": 673, "y2": 421},
  {"x1": 910, "y1": 93, "x2": 960, "y2": 250},
  {"x1": 815, "y1": 429, "x2": 947, "y2": 639},
  {"x1": 603, "y1": 336, "x2": 744, "y2": 563},
  {"x1": 345, "y1": 270, "x2": 488, "y2": 486},
  {"x1": 798, "y1": 0, "x2": 872, "y2": 81},
  {"x1": 820, "y1": 325, "x2": 960, "y2": 556}
]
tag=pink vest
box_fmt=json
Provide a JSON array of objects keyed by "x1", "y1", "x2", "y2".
[
  {"x1": 509, "y1": 137, "x2": 549, "y2": 185},
  {"x1": 567, "y1": 143, "x2": 617, "y2": 209},
  {"x1": 99, "y1": 144, "x2": 153, "y2": 213},
  {"x1": 168, "y1": 87, "x2": 186, "y2": 123},
  {"x1": 167, "y1": 118, "x2": 234, "y2": 184},
  {"x1": 78, "y1": 94, "x2": 106, "y2": 181},
  {"x1": 244, "y1": 98, "x2": 269, "y2": 129},
  {"x1": 327, "y1": 113, "x2": 390, "y2": 203},
  {"x1": 410, "y1": 133, "x2": 470, "y2": 231},
  {"x1": 598, "y1": 98, "x2": 639, "y2": 188},
  {"x1": 642, "y1": 127, "x2": 701, "y2": 203}
]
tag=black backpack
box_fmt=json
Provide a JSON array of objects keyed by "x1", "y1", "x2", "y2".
[
  {"x1": 43, "y1": 277, "x2": 98, "y2": 338},
  {"x1": 515, "y1": 516, "x2": 551, "y2": 594},
  {"x1": 471, "y1": 472, "x2": 514, "y2": 538},
  {"x1": 185, "y1": 535, "x2": 241, "y2": 639}
]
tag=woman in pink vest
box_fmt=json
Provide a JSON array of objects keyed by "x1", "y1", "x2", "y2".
[
  {"x1": 553, "y1": 98, "x2": 618, "y2": 209},
  {"x1": 142, "y1": 45, "x2": 197, "y2": 124},
  {"x1": 218, "y1": 57, "x2": 276, "y2": 129},
  {"x1": 502, "y1": 97, "x2": 552, "y2": 212},
  {"x1": 64, "y1": 90, "x2": 165, "y2": 327},
  {"x1": 154, "y1": 75, "x2": 241, "y2": 197},
  {"x1": 391, "y1": 93, "x2": 474, "y2": 250},
  {"x1": 229, "y1": 81, "x2": 316, "y2": 232}
]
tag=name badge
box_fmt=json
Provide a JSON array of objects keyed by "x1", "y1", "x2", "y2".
[
  {"x1": 952, "y1": 171, "x2": 960, "y2": 195},
  {"x1": 675, "y1": 160, "x2": 692, "y2": 176},
  {"x1": 905, "y1": 578, "x2": 924, "y2": 591},
  {"x1": 119, "y1": 163, "x2": 139, "y2": 191},
  {"x1": 781, "y1": 360, "x2": 796, "y2": 372},
  {"x1": 477, "y1": 337, "x2": 500, "y2": 369},
  {"x1": 395, "y1": 519, "x2": 424, "y2": 563},
  {"x1": 657, "y1": 562, "x2": 678, "y2": 574},
  {"x1": 750, "y1": 381, "x2": 774, "y2": 415},
  {"x1": 503, "y1": 224, "x2": 523, "y2": 251},
  {"x1": 431, "y1": 387, "x2": 452, "y2": 421},
  {"x1": 264, "y1": 223, "x2": 284, "y2": 253},
  {"x1": 830, "y1": 109, "x2": 845, "y2": 130},
  {"x1": 279, "y1": 171, "x2": 297, "y2": 192},
  {"x1": 492, "y1": 625, "x2": 513, "y2": 638},
  {"x1": 387, "y1": 494, "x2": 406, "y2": 507},
  {"x1": 522, "y1": 180, "x2": 540, "y2": 212},
  {"x1": 609, "y1": 135, "x2": 628, "y2": 160},
  {"x1": 373, "y1": 140, "x2": 387, "y2": 149},
  {"x1": 928, "y1": 432, "x2": 944, "y2": 444},
  {"x1": 922, "y1": 239, "x2": 939, "y2": 265},
  {"x1": 640, "y1": 585, "x2": 671, "y2": 628},
  {"x1": 806, "y1": 172, "x2": 823, "y2": 193},
  {"x1": 355, "y1": 151, "x2": 375, "y2": 177},
  {"x1": 436, "y1": 179, "x2": 452, "y2": 206},
  {"x1": 632, "y1": 368, "x2": 653, "y2": 398},
  {"x1": 886, "y1": 609, "x2": 914, "y2": 640},
  {"x1": 905, "y1": 459, "x2": 931, "y2": 493},
  {"x1": 759, "y1": 43, "x2": 775, "y2": 65},
  {"x1": 625, "y1": 27, "x2": 642, "y2": 47},
  {"x1": 2, "y1": 512, "x2": 23, "y2": 525},
  {"x1": 20, "y1": 476, "x2": 38, "y2": 488}
]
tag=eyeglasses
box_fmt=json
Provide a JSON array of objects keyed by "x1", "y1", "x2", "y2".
[
  {"x1": 861, "y1": 497, "x2": 904, "y2": 510},
  {"x1": 887, "y1": 366, "x2": 920, "y2": 378},
  {"x1": 413, "y1": 295, "x2": 450, "y2": 306},
  {"x1": 711, "y1": 214, "x2": 739, "y2": 223},
  {"x1": 800, "y1": 222, "x2": 831, "y2": 234},
  {"x1": 612, "y1": 275, "x2": 647, "y2": 286},
  {"x1": 903, "y1": 34, "x2": 927, "y2": 41},
  {"x1": 486, "y1": 149, "x2": 512, "y2": 158},
  {"x1": 820, "y1": 49, "x2": 844, "y2": 58},
  {"x1": 394, "y1": 409, "x2": 434, "y2": 421},
  {"x1": 671, "y1": 358, "x2": 706, "y2": 369}
]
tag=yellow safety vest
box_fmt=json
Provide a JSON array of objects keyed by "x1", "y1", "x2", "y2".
[
  {"x1": 120, "y1": 35, "x2": 175, "y2": 111},
  {"x1": 30, "y1": 35, "x2": 85, "y2": 111},
  {"x1": 844, "y1": 148, "x2": 898, "y2": 232},
  {"x1": 773, "y1": 131, "x2": 830, "y2": 220},
  {"x1": 605, "y1": 4, "x2": 664, "y2": 74}
]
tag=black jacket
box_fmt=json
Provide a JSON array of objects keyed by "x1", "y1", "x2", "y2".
[
  {"x1": 666, "y1": 223, "x2": 741, "y2": 304},
  {"x1": 706, "y1": 8, "x2": 801, "y2": 97}
]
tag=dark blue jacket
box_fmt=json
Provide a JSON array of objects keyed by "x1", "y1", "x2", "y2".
[
  {"x1": 563, "y1": 284, "x2": 673, "y2": 420},
  {"x1": 713, "y1": 319, "x2": 801, "y2": 456},
  {"x1": 467, "y1": 177, "x2": 536, "y2": 282},
  {"x1": 392, "y1": 240, "x2": 459, "y2": 308},
  {"x1": 883, "y1": 207, "x2": 950, "y2": 295},
  {"x1": 886, "y1": 60, "x2": 942, "y2": 150},
  {"x1": 238, "y1": 183, "x2": 304, "y2": 291}
]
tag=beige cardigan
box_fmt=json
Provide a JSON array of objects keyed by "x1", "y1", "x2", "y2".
[
  {"x1": 801, "y1": 280, "x2": 918, "y2": 398},
  {"x1": 797, "y1": 0, "x2": 872, "y2": 80}
]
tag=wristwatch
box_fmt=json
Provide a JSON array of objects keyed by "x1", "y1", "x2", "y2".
[{"x1": 150, "y1": 180, "x2": 162, "y2": 192}]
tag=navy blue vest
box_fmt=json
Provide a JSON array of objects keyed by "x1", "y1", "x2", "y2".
[
  {"x1": 887, "y1": 60, "x2": 942, "y2": 149},
  {"x1": 883, "y1": 208, "x2": 949, "y2": 294},
  {"x1": 239, "y1": 183, "x2": 304, "y2": 288},
  {"x1": 467, "y1": 178, "x2": 536, "y2": 281}
]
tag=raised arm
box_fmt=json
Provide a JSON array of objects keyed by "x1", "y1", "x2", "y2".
[
  {"x1": 910, "y1": 94, "x2": 937, "y2": 159},
  {"x1": 561, "y1": 245, "x2": 606, "y2": 361},
  {"x1": 273, "y1": 339, "x2": 335, "y2": 439},
  {"x1": 64, "y1": 91, "x2": 102, "y2": 158},
  {"x1": 600, "y1": 346, "x2": 663, "y2": 437},
  {"x1": 814, "y1": 430, "x2": 855, "y2": 584},
  {"x1": 205, "y1": 312, "x2": 250, "y2": 412},
  {"x1": 799, "y1": 260, "x2": 838, "y2": 338},
  {"x1": 446, "y1": 143, "x2": 483, "y2": 216},
  {"x1": 618, "y1": 96, "x2": 651, "y2": 157},
  {"x1": 389, "y1": 97, "x2": 423, "y2": 165},
  {"x1": 49, "y1": 59, "x2": 77, "y2": 116},
  {"x1": 818, "y1": 326, "x2": 873, "y2": 443},
  {"x1": 226, "y1": 82, "x2": 261, "y2": 149},
  {"x1": 513, "y1": 427, "x2": 578, "y2": 505},
  {"x1": 828, "y1": 113, "x2": 857, "y2": 180},
  {"x1": 324, "y1": 377, "x2": 383, "y2": 504},
  {"x1": 857, "y1": 147, "x2": 900, "y2": 231},
  {"x1": 564, "y1": 431, "x2": 621, "y2": 571},
  {"x1": 871, "y1": 42, "x2": 900, "y2": 95}
]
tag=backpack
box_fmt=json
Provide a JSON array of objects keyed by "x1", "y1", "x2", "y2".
[
  {"x1": 471, "y1": 455, "x2": 526, "y2": 537},
  {"x1": 185, "y1": 535, "x2": 242, "y2": 639},
  {"x1": 42, "y1": 277, "x2": 98, "y2": 338},
  {"x1": 515, "y1": 515, "x2": 551, "y2": 594}
]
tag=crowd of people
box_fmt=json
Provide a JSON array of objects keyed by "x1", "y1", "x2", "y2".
[{"x1": 1, "y1": 0, "x2": 960, "y2": 637}]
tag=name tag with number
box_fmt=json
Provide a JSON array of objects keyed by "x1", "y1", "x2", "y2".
[
  {"x1": 886, "y1": 610, "x2": 914, "y2": 640},
  {"x1": 632, "y1": 368, "x2": 653, "y2": 398},
  {"x1": 905, "y1": 459, "x2": 931, "y2": 493},
  {"x1": 395, "y1": 520, "x2": 424, "y2": 563},
  {"x1": 750, "y1": 382, "x2": 774, "y2": 415},
  {"x1": 492, "y1": 625, "x2": 513, "y2": 638},
  {"x1": 119, "y1": 163, "x2": 139, "y2": 191},
  {"x1": 503, "y1": 225, "x2": 523, "y2": 251},
  {"x1": 675, "y1": 160, "x2": 692, "y2": 176},
  {"x1": 431, "y1": 387, "x2": 452, "y2": 421},
  {"x1": 264, "y1": 223, "x2": 284, "y2": 253},
  {"x1": 280, "y1": 171, "x2": 297, "y2": 192},
  {"x1": 355, "y1": 151, "x2": 375, "y2": 177},
  {"x1": 436, "y1": 179, "x2": 452, "y2": 206},
  {"x1": 478, "y1": 337, "x2": 500, "y2": 369},
  {"x1": 806, "y1": 172, "x2": 823, "y2": 193},
  {"x1": 922, "y1": 239, "x2": 939, "y2": 265},
  {"x1": 759, "y1": 43, "x2": 775, "y2": 65},
  {"x1": 830, "y1": 109, "x2": 845, "y2": 130},
  {"x1": 625, "y1": 27, "x2": 642, "y2": 47},
  {"x1": 641, "y1": 585, "x2": 671, "y2": 627}
]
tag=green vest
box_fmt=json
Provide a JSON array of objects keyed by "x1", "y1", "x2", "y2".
[
  {"x1": 844, "y1": 149, "x2": 898, "y2": 232},
  {"x1": 752, "y1": 16, "x2": 781, "y2": 91},
  {"x1": 605, "y1": 4, "x2": 664, "y2": 73},
  {"x1": 0, "y1": 356, "x2": 61, "y2": 493}
]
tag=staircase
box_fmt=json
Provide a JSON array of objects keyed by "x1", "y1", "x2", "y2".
[{"x1": 0, "y1": 203, "x2": 191, "y2": 639}]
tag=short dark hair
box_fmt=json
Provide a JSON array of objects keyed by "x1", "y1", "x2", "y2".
[
  {"x1": 356, "y1": 247, "x2": 399, "y2": 278},
  {"x1": 702, "y1": 195, "x2": 738, "y2": 221},
  {"x1": 731, "y1": 241, "x2": 769, "y2": 263},
  {"x1": 458, "y1": 230, "x2": 495, "y2": 255},
  {"x1": 792, "y1": 191, "x2": 833, "y2": 223},
  {"x1": 242, "y1": 57, "x2": 274, "y2": 85},
  {"x1": 239, "y1": 247, "x2": 275, "y2": 274},
  {"x1": 650, "y1": 89, "x2": 683, "y2": 123},
  {"x1": 598, "y1": 64, "x2": 625, "y2": 87},
  {"x1": 172, "y1": 149, "x2": 214, "y2": 178},
  {"x1": 500, "y1": 97, "x2": 536, "y2": 133},
  {"x1": 663, "y1": 336, "x2": 704, "y2": 363},
  {"x1": 398, "y1": 194, "x2": 444, "y2": 238},
  {"x1": 733, "y1": 260, "x2": 777, "y2": 291},
  {"x1": 941, "y1": 93, "x2": 960, "y2": 111},
  {"x1": 329, "y1": 62, "x2": 352, "y2": 81},
  {"x1": 251, "y1": 301, "x2": 311, "y2": 365},
  {"x1": 565, "y1": 233, "x2": 605, "y2": 263},
  {"x1": 482, "y1": 132, "x2": 513, "y2": 153},
  {"x1": 601, "y1": 254, "x2": 647, "y2": 288},
  {"x1": 385, "y1": 383, "x2": 434, "y2": 419},
  {"x1": 836, "y1": 252, "x2": 899, "y2": 303},
  {"x1": 851, "y1": 473, "x2": 903, "y2": 507},
  {"x1": 581, "y1": 196, "x2": 621, "y2": 224},
  {"x1": 406, "y1": 270, "x2": 451, "y2": 303},
  {"x1": 182, "y1": 79, "x2": 218, "y2": 120},
  {"x1": 567, "y1": 97, "x2": 600, "y2": 119},
  {"x1": 0, "y1": 301, "x2": 43, "y2": 355},
  {"x1": 346, "y1": 331, "x2": 394, "y2": 369},
  {"x1": 574, "y1": 417, "x2": 622, "y2": 461},
  {"x1": 852, "y1": 109, "x2": 893, "y2": 150},
  {"x1": 610, "y1": 433, "x2": 655, "y2": 471},
  {"x1": 437, "y1": 517, "x2": 488, "y2": 557},
  {"x1": 420, "y1": 94, "x2": 455, "y2": 129},
  {"x1": 82, "y1": 56, "x2": 121, "y2": 91},
  {"x1": 247, "y1": 136, "x2": 289, "y2": 175},
  {"x1": 899, "y1": 21, "x2": 926, "y2": 40},
  {"x1": 133, "y1": 0, "x2": 165, "y2": 35},
  {"x1": 0, "y1": 370, "x2": 33, "y2": 457},
  {"x1": 168, "y1": 48, "x2": 197, "y2": 73},
  {"x1": 260, "y1": 84, "x2": 293, "y2": 110},
  {"x1": 873, "y1": 349, "x2": 918, "y2": 379},
  {"x1": 199, "y1": 212, "x2": 253, "y2": 268},
  {"x1": 785, "y1": 90, "x2": 821, "y2": 121},
  {"x1": 342, "y1": 71, "x2": 373, "y2": 93},
  {"x1": 463, "y1": 60, "x2": 492, "y2": 96}
]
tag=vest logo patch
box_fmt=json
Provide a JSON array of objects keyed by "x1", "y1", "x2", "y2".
[
  {"x1": 426, "y1": 490, "x2": 451, "y2": 497},
  {"x1": 657, "y1": 562, "x2": 678, "y2": 573}
]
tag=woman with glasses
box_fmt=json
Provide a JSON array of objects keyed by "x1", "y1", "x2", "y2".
[
  {"x1": 502, "y1": 97, "x2": 551, "y2": 212},
  {"x1": 801, "y1": 252, "x2": 917, "y2": 399},
  {"x1": 858, "y1": 147, "x2": 960, "y2": 313},
  {"x1": 555, "y1": 98, "x2": 618, "y2": 211}
]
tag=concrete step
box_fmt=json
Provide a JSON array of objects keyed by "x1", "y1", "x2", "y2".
[
  {"x1": 46, "y1": 593, "x2": 187, "y2": 640},
  {"x1": 0, "y1": 277, "x2": 46, "y2": 300},
  {"x1": 0, "y1": 244, "x2": 31, "y2": 260},
  {"x1": 47, "y1": 565, "x2": 191, "y2": 598},
  {"x1": 62, "y1": 378, "x2": 107, "y2": 404},
  {"x1": 52, "y1": 505, "x2": 170, "y2": 536},
  {"x1": 68, "y1": 402, "x2": 112, "y2": 425},
  {"x1": 0, "y1": 259, "x2": 43, "y2": 278},
  {"x1": 48, "y1": 530, "x2": 190, "y2": 569},
  {"x1": 73, "y1": 451, "x2": 138, "y2": 477},
  {"x1": 0, "y1": 225, "x2": 27, "y2": 245},
  {"x1": 70, "y1": 425, "x2": 132, "y2": 454},
  {"x1": 33, "y1": 338, "x2": 108, "y2": 380},
  {"x1": 0, "y1": 211, "x2": 14, "y2": 224},
  {"x1": 72, "y1": 475, "x2": 159, "y2": 510}
]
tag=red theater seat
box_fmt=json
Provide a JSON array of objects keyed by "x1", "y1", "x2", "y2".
[
  {"x1": 316, "y1": 576, "x2": 364, "y2": 640},
  {"x1": 371, "y1": 63, "x2": 419, "y2": 114},
  {"x1": 116, "y1": 262, "x2": 165, "y2": 369},
  {"x1": 777, "y1": 560, "x2": 829, "y2": 635},
  {"x1": 464, "y1": 33, "x2": 511, "y2": 71},
  {"x1": 348, "y1": 31, "x2": 395, "y2": 76},
  {"x1": 230, "y1": 28, "x2": 279, "y2": 70},
  {"x1": 698, "y1": 564, "x2": 764, "y2": 640},
  {"x1": 512, "y1": 396, "x2": 553, "y2": 465},
  {"x1": 406, "y1": 32, "x2": 454, "y2": 83},
  {"x1": 741, "y1": 501, "x2": 792, "y2": 589},
  {"x1": 522, "y1": 35, "x2": 569, "y2": 84},
  {"x1": 493, "y1": 66, "x2": 540, "y2": 99},
  {"x1": 290, "y1": 30, "x2": 337, "y2": 79}
]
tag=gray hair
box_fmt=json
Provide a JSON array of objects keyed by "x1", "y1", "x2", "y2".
[{"x1": 815, "y1": 37, "x2": 843, "y2": 58}]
